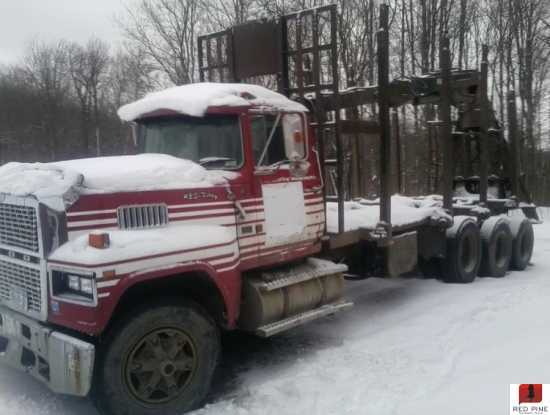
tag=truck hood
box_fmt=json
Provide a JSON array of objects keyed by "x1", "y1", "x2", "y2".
[{"x1": 0, "y1": 154, "x2": 237, "y2": 211}]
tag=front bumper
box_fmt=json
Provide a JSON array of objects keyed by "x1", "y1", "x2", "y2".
[{"x1": 0, "y1": 305, "x2": 95, "y2": 396}]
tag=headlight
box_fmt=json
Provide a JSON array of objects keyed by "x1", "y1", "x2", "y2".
[{"x1": 51, "y1": 270, "x2": 96, "y2": 304}]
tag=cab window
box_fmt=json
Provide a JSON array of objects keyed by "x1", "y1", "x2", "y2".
[
  {"x1": 250, "y1": 113, "x2": 306, "y2": 167},
  {"x1": 139, "y1": 114, "x2": 243, "y2": 170}
]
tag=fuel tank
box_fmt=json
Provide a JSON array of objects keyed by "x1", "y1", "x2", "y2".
[{"x1": 239, "y1": 258, "x2": 346, "y2": 331}]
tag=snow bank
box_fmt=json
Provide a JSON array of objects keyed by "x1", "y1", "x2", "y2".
[
  {"x1": 0, "y1": 154, "x2": 236, "y2": 210},
  {"x1": 118, "y1": 82, "x2": 308, "y2": 122},
  {"x1": 326, "y1": 194, "x2": 450, "y2": 233},
  {"x1": 49, "y1": 225, "x2": 235, "y2": 266}
]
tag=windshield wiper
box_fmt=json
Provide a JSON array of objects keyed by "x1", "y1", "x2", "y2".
[{"x1": 199, "y1": 157, "x2": 235, "y2": 167}]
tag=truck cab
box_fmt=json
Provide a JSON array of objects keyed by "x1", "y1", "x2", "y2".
[
  {"x1": 0, "y1": 83, "x2": 349, "y2": 415},
  {"x1": 133, "y1": 102, "x2": 325, "y2": 268}
]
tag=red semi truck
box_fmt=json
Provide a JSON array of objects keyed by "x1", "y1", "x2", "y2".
[{"x1": 0, "y1": 5, "x2": 537, "y2": 415}]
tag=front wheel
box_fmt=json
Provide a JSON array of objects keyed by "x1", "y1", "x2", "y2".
[{"x1": 92, "y1": 301, "x2": 220, "y2": 415}]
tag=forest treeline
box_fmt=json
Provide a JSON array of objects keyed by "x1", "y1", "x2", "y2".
[{"x1": 0, "y1": 0, "x2": 549, "y2": 202}]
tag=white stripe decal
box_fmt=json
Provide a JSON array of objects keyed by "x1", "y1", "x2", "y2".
[
  {"x1": 67, "y1": 210, "x2": 319, "y2": 228},
  {"x1": 98, "y1": 243, "x2": 239, "y2": 276},
  {"x1": 97, "y1": 279, "x2": 120, "y2": 289},
  {"x1": 209, "y1": 252, "x2": 240, "y2": 266},
  {"x1": 306, "y1": 197, "x2": 324, "y2": 204},
  {"x1": 217, "y1": 262, "x2": 240, "y2": 273},
  {"x1": 67, "y1": 209, "x2": 117, "y2": 217},
  {"x1": 68, "y1": 218, "x2": 118, "y2": 227},
  {"x1": 67, "y1": 197, "x2": 320, "y2": 218},
  {"x1": 168, "y1": 201, "x2": 233, "y2": 209},
  {"x1": 170, "y1": 209, "x2": 236, "y2": 219}
]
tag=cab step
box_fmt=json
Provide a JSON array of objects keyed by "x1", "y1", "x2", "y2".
[
  {"x1": 255, "y1": 300, "x2": 354, "y2": 338},
  {"x1": 258, "y1": 258, "x2": 348, "y2": 292}
]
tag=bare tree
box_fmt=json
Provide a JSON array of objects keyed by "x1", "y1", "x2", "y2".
[
  {"x1": 120, "y1": 0, "x2": 200, "y2": 85},
  {"x1": 68, "y1": 38, "x2": 110, "y2": 155},
  {"x1": 22, "y1": 40, "x2": 71, "y2": 160},
  {"x1": 199, "y1": 0, "x2": 257, "y2": 30},
  {"x1": 507, "y1": 0, "x2": 550, "y2": 187},
  {"x1": 107, "y1": 46, "x2": 155, "y2": 110}
]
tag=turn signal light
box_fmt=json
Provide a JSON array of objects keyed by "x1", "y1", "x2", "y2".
[
  {"x1": 293, "y1": 131, "x2": 304, "y2": 143},
  {"x1": 89, "y1": 232, "x2": 110, "y2": 249}
]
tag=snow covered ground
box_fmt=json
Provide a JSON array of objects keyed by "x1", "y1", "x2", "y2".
[{"x1": 2, "y1": 221, "x2": 550, "y2": 415}]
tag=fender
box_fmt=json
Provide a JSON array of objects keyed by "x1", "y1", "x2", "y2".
[
  {"x1": 48, "y1": 259, "x2": 242, "y2": 336},
  {"x1": 47, "y1": 225, "x2": 242, "y2": 335}
]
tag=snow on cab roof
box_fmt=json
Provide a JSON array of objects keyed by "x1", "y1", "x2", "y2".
[{"x1": 118, "y1": 82, "x2": 308, "y2": 122}]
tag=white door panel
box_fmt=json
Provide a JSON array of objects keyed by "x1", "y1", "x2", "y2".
[{"x1": 262, "y1": 181, "x2": 307, "y2": 247}]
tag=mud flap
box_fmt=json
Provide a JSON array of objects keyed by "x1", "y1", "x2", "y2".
[
  {"x1": 385, "y1": 231, "x2": 418, "y2": 277},
  {"x1": 520, "y1": 205, "x2": 541, "y2": 223}
]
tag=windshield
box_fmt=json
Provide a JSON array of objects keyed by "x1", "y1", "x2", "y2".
[{"x1": 139, "y1": 115, "x2": 243, "y2": 170}]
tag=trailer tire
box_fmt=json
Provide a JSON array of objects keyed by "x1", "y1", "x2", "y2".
[
  {"x1": 510, "y1": 218, "x2": 534, "y2": 271},
  {"x1": 92, "y1": 300, "x2": 220, "y2": 415},
  {"x1": 442, "y1": 219, "x2": 481, "y2": 283},
  {"x1": 479, "y1": 217, "x2": 513, "y2": 278}
]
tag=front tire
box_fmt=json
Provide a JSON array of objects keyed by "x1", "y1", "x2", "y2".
[{"x1": 92, "y1": 301, "x2": 220, "y2": 415}]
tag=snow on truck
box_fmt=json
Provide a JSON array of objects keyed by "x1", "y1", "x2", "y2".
[{"x1": 0, "y1": 5, "x2": 538, "y2": 415}]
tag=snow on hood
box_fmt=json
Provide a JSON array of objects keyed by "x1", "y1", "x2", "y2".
[
  {"x1": 117, "y1": 82, "x2": 308, "y2": 121},
  {"x1": 0, "y1": 162, "x2": 83, "y2": 211},
  {"x1": 49, "y1": 225, "x2": 236, "y2": 267},
  {"x1": 0, "y1": 154, "x2": 237, "y2": 211}
]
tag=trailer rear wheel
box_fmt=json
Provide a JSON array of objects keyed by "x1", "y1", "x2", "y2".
[
  {"x1": 442, "y1": 220, "x2": 481, "y2": 283},
  {"x1": 510, "y1": 218, "x2": 534, "y2": 271},
  {"x1": 92, "y1": 300, "x2": 219, "y2": 415},
  {"x1": 479, "y1": 217, "x2": 513, "y2": 278}
]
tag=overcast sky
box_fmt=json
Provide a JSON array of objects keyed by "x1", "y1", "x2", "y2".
[{"x1": 0, "y1": 0, "x2": 125, "y2": 64}]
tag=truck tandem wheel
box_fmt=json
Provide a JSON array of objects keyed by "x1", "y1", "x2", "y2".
[
  {"x1": 509, "y1": 218, "x2": 534, "y2": 271},
  {"x1": 442, "y1": 219, "x2": 481, "y2": 284},
  {"x1": 479, "y1": 217, "x2": 513, "y2": 278},
  {"x1": 92, "y1": 301, "x2": 220, "y2": 415}
]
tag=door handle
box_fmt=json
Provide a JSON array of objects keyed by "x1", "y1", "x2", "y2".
[
  {"x1": 225, "y1": 187, "x2": 246, "y2": 220},
  {"x1": 234, "y1": 200, "x2": 246, "y2": 220}
]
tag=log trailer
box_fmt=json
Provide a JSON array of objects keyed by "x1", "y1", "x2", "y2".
[{"x1": 0, "y1": 4, "x2": 538, "y2": 415}]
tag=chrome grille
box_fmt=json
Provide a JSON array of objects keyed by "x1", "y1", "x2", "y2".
[
  {"x1": 117, "y1": 204, "x2": 169, "y2": 230},
  {"x1": 0, "y1": 259, "x2": 42, "y2": 314},
  {"x1": 0, "y1": 203, "x2": 39, "y2": 252}
]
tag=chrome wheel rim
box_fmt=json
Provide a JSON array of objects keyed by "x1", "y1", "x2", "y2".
[{"x1": 124, "y1": 328, "x2": 198, "y2": 405}]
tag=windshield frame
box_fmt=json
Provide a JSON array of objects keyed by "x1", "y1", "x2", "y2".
[{"x1": 136, "y1": 114, "x2": 245, "y2": 171}]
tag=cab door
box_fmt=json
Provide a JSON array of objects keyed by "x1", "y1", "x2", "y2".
[{"x1": 249, "y1": 112, "x2": 311, "y2": 249}]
